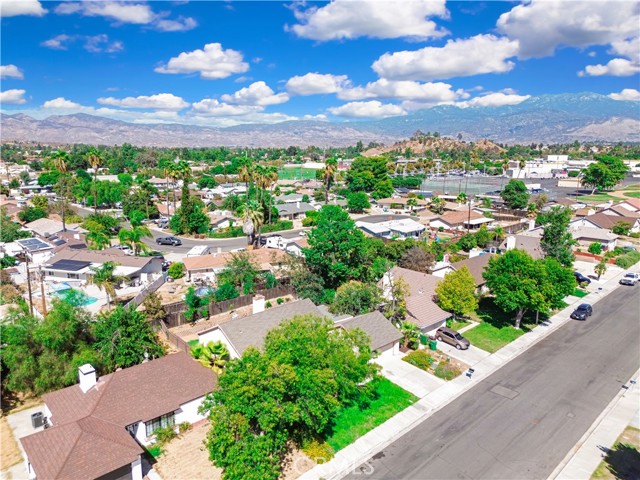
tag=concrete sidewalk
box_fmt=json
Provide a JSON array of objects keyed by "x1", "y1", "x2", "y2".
[{"x1": 300, "y1": 265, "x2": 639, "y2": 480}]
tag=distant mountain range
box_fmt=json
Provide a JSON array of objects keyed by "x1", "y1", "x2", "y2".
[{"x1": 2, "y1": 93, "x2": 639, "y2": 147}]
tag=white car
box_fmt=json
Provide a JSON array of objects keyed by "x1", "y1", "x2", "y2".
[{"x1": 619, "y1": 273, "x2": 640, "y2": 286}]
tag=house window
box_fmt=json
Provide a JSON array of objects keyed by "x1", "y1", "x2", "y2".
[
  {"x1": 145, "y1": 413, "x2": 175, "y2": 437},
  {"x1": 67, "y1": 273, "x2": 80, "y2": 279}
]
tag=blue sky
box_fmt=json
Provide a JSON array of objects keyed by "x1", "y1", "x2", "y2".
[{"x1": 1, "y1": 0, "x2": 639, "y2": 127}]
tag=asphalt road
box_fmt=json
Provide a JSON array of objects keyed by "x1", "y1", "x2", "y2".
[{"x1": 344, "y1": 285, "x2": 640, "y2": 480}]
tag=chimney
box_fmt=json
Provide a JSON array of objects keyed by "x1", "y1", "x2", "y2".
[
  {"x1": 528, "y1": 219, "x2": 535, "y2": 230},
  {"x1": 78, "y1": 364, "x2": 96, "y2": 393},
  {"x1": 252, "y1": 294, "x2": 265, "y2": 314},
  {"x1": 296, "y1": 201, "x2": 300, "y2": 208},
  {"x1": 506, "y1": 235, "x2": 516, "y2": 250}
]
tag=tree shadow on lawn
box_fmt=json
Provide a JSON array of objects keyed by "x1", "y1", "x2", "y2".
[
  {"x1": 598, "y1": 443, "x2": 640, "y2": 480},
  {"x1": 474, "y1": 297, "x2": 550, "y2": 332}
]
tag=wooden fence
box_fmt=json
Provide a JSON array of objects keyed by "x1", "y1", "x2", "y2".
[
  {"x1": 124, "y1": 275, "x2": 166, "y2": 309},
  {"x1": 155, "y1": 318, "x2": 191, "y2": 352},
  {"x1": 163, "y1": 283, "x2": 294, "y2": 328}
]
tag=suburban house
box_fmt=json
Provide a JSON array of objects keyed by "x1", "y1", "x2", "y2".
[
  {"x1": 275, "y1": 202, "x2": 316, "y2": 220},
  {"x1": 500, "y1": 234, "x2": 545, "y2": 259},
  {"x1": 429, "y1": 210, "x2": 492, "y2": 231},
  {"x1": 20, "y1": 353, "x2": 216, "y2": 480},
  {"x1": 600, "y1": 203, "x2": 640, "y2": 218},
  {"x1": 450, "y1": 253, "x2": 494, "y2": 294},
  {"x1": 571, "y1": 213, "x2": 640, "y2": 234},
  {"x1": 23, "y1": 218, "x2": 84, "y2": 239},
  {"x1": 182, "y1": 248, "x2": 288, "y2": 282},
  {"x1": 283, "y1": 237, "x2": 308, "y2": 257},
  {"x1": 43, "y1": 249, "x2": 163, "y2": 285},
  {"x1": 569, "y1": 225, "x2": 618, "y2": 250},
  {"x1": 614, "y1": 198, "x2": 640, "y2": 214},
  {"x1": 356, "y1": 218, "x2": 426, "y2": 240},
  {"x1": 208, "y1": 214, "x2": 233, "y2": 230},
  {"x1": 275, "y1": 193, "x2": 306, "y2": 204},
  {"x1": 380, "y1": 266, "x2": 451, "y2": 333},
  {"x1": 374, "y1": 197, "x2": 429, "y2": 213},
  {"x1": 198, "y1": 297, "x2": 402, "y2": 358},
  {"x1": 0, "y1": 199, "x2": 21, "y2": 221},
  {"x1": 2, "y1": 237, "x2": 56, "y2": 265}
]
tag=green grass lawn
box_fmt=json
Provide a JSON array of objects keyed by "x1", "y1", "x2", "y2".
[
  {"x1": 448, "y1": 319, "x2": 471, "y2": 331},
  {"x1": 576, "y1": 193, "x2": 617, "y2": 202},
  {"x1": 572, "y1": 288, "x2": 589, "y2": 298},
  {"x1": 623, "y1": 191, "x2": 640, "y2": 199},
  {"x1": 326, "y1": 378, "x2": 417, "y2": 451},
  {"x1": 623, "y1": 184, "x2": 640, "y2": 191},
  {"x1": 466, "y1": 298, "x2": 538, "y2": 353},
  {"x1": 277, "y1": 167, "x2": 319, "y2": 180}
]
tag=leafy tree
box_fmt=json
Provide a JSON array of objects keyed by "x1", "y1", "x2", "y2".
[
  {"x1": 303, "y1": 205, "x2": 367, "y2": 289},
  {"x1": 429, "y1": 197, "x2": 445, "y2": 214},
  {"x1": 501, "y1": 180, "x2": 530, "y2": 209},
  {"x1": 18, "y1": 206, "x2": 48, "y2": 223},
  {"x1": 594, "y1": 255, "x2": 610, "y2": 280},
  {"x1": 581, "y1": 156, "x2": 628, "y2": 193},
  {"x1": 167, "y1": 262, "x2": 185, "y2": 279},
  {"x1": 400, "y1": 321, "x2": 420, "y2": 349},
  {"x1": 88, "y1": 261, "x2": 125, "y2": 310},
  {"x1": 435, "y1": 266, "x2": 478, "y2": 319},
  {"x1": 86, "y1": 227, "x2": 111, "y2": 250},
  {"x1": 588, "y1": 242, "x2": 602, "y2": 255},
  {"x1": 346, "y1": 191, "x2": 370, "y2": 213},
  {"x1": 540, "y1": 258, "x2": 576, "y2": 310},
  {"x1": 330, "y1": 281, "x2": 381, "y2": 316},
  {"x1": 457, "y1": 233, "x2": 477, "y2": 252},
  {"x1": 202, "y1": 315, "x2": 376, "y2": 480},
  {"x1": 474, "y1": 225, "x2": 493, "y2": 248},
  {"x1": 192, "y1": 341, "x2": 229, "y2": 374},
  {"x1": 397, "y1": 246, "x2": 435, "y2": 273},
  {"x1": 612, "y1": 221, "x2": 633, "y2": 235},
  {"x1": 537, "y1": 206, "x2": 575, "y2": 266},
  {"x1": 0, "y1": 208, "x2": 30, "y2": 242},
  {"x1": 31, "y1": 195, "x2": 49, "y2": 210},
  {"x1": 141, "y1": 291, "x2": 167, "y2": 323},
  {"x1": 219, "y1": 251, "x2": 260, "y2": 290},
  {"x1": 215, "y1": 282, "x2": 239, "y2": 302},
  {"x1": 93, "y1": 305, "x2": 164, "y2": 371},
  {"x1": 118, "y1": 224, "x2": 152, "y2": 255},
  {"x1": 382, "y1": 276, "x2": 409, "y2": 326},
  {"x1": 372, "y1": 179, "x2": 394, "y2": 200},
  {"x1": 406, "y1": 197, "x2": 418, "y2": 212},
  {"x1": 286, "y1": 256, "x2": 326, "y2": 304},
  {"x1": 184, "y1": 286, "x2": 209, "y2": 322}
]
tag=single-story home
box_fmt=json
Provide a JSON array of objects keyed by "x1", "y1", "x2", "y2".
[
  {"x1": 275, "y1": 202, "x2": 316, "y2": 220},
  {"x1": 615, "y1": 198, "x2": 640, "y2": 213},
  {"x1": 451, "y1": 253, "x2": 494, "y2": 294},
  {"x1": 375, "y1": 197, "x2": 429, "y2": 213},
  {"x1": 600, "y1": 204, "x2": 640, "y2": 218},
  {"x1": 380, "y1": 266, "x2": 451, "y2": 333},
  {"x1": 500, "y1": 234, "x2": 545, "y2": 259},
  {"x1": 182, "y1": 248, "x2": 288, "y2": 282},
  {"x1": 429, "y1": 210, "x2": 492, "y2": 230},
  {"x1": 334, "y1": 311, "x2": 402, "y2": 357},
  {"x1": 571, "y1": 213, "x2": 640, "y2": 233},
  {"x1": 356, "y1": 218, "x2": 426, "y2": 240},
  {"x1": 208, "y1": 214, "x2": 233, "y2": 230},
  {"x1": 570, "y1": 226, "x2": 618, "y2": 250},
  {"x1": 283, "y1": 238, "x2": 308, "y2": 257},
  {"x1": 21, "y1": 353, "x2": 216, "y2": 480},
  {"x1": 23, "y1": 218, "x2": 84, "y2": 239},
  {"x1": 275, "y1": 193, "x2": 305, "y2": 204}
]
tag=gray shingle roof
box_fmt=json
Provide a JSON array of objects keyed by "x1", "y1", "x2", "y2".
[
  {"x1": 220, "y1": 298, "x2": 323, "y2": 355},
  {"x1": 451, "y1": 254, "x2": 494, "y2": 287},
  {"x1": 337, "y1": 311, "x2": 402, "y2": 351}
]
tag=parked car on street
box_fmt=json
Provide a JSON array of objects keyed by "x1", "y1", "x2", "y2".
[
  {"x1": 156, "y1": 236, "x2": 182, "y2": 246},
  {"x1": 574, "y1": 271, "x2": 591, "y2": 285},
  {"x1": 435, "y1": 327, "x2": 470, "y2": 350},
  {"x1": 619, "y1": 273, "x2": 640, "y2": 286},
  {"x1": 570, "y1": 303, "x2": 593, "y2": 320}
]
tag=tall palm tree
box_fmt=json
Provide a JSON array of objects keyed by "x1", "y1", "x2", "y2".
[
  {"x1": 118, "y1": 224, "x2": 152, "y2": 256},
  {"x1": 85, "y1": 148, "x2": 103, "y2": 214},
  {"x1": 237, "y1": 162, "x2": 253, "y2": 201},
  {"x1": 167, "y1": 164, "x2": 180, "y2": 213},
  {"x1": 192, "y1": 341, "x2": 230, "y2": 374},
  {"x1": 163, "y1": 166, "x2": 172, "y2": 218},
  {"x1": 267, "y1": 166, "x2": 279, "y2": 224},
  {"x1": 238, "y1": 200, "x2": 263, "y2": 247},
  {"x1": 429, "y1": 196, "x2": 445, "y2": 215},
  {"x1": 323, "y1": 157, "x2": 337, "y2": 204},
  {"x1": 51, "y1": 150, "x2": 70, "y2": 232},
  {"x1": 139, "y1": 180, "x2": 158, "y2": 220},
  {"x1": 407, "y1": 197, "x2": 418, "y2": 213},
  {"x1": 86, "y1": 229, "x2": 111, "y2": 250},
  {"x1": 88, "y1": 261, "x2": 125, "y2": 311}
]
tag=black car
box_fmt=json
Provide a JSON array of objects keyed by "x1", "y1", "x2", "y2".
[
  {"x1": 574, "y1": 271, "x2": 591, "y2": 285},
  {"x1": 156, "y1": 236, "x2": 182, "y2": 246},
  {"x1": 570, "y1": 303, "x2": 593, "y2": 320}
]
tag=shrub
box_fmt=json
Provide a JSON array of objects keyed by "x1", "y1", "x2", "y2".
[
  {"x1": 167, "y1": 262, "x2": 185, "y2": 279},
  {"x1": 615, "y1": 251, "x2": 640, "y2": 268},
  {"x1": 178, "y1": 422, "x2": 191, "y2": 434},
  {"x1": 277, "y1": 297, "x2": 284, "y2": 305},
  {"x1": 215, "y1": 282, "x2": 239, "y2": 302},
  {"x1": 261, "y1": 220, "x2": 294, "y2": 233},
  {"x1": 588, "y1": 242, "x2": 602, "y2": 255},
  {"x1": 147, "y1": 445, "x2": 163, "y2": 458},
  {"x1": 265, "y1": 301, "x2": 272, "y2": 308},
  {"x1": 402, "y1": 350, "x2": 434, "y2": 371},
  {"x1": 153, "y1": 426, "x2": 177, "y2": 444},
  {"x1": 302, "y1": 439, "x2": 335, "y2": 464},
  {"x1": 434, "y1": 361, "x2": 462, "y2": 381},
  {"x1": 629, "y1": 232, "x2": 640, "y2": 239}
]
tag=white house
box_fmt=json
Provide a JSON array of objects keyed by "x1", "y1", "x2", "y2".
[
  {"x1": 21, "y1": 353, "x2": 216, "y2": 480},
  {"x1": 356, "y1": 218, "x2": 426, "y2": 240}
]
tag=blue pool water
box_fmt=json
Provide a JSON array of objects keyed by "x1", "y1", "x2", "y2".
[
  {"x1": 53, "y1": 288, "x2": 99, "y2": 306},
  {"x1": 195, "y1": 287, "x2": 215, "y2": 297}
]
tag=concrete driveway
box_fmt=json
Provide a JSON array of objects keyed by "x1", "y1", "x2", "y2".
[
  {"x1": 435, "y1": 342, "x2": 491, "y2": 366},
  {"x1": 2, "y1": 405, "x2": 45, "y2": 480},
  {"x1": 375, "y1": 353, "x2": 445, "y2": 398}
]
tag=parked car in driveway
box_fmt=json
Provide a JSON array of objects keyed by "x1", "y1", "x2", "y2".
[
  {"x1": 156, "y1": 236, "x2": 182, "y2": 246},
  {"x1": 570, "y1": 303, "x2": 593, "y2": 320},
  {"x1": 435, "y1": 327, "x2": 470, "y2": 350},
  {"x1": 574, "y1": 272, "x2": 591, "y2": 285},
  {"x1": 619, "y1": 273, "x2": 639, "y2": 286}
]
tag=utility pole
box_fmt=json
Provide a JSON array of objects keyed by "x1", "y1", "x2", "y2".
[
  {"x1": 467, "y1": 196, "x2": 472, "y2": 235},
  {"x1": 39, "y1": 265, "x2": 47, "y2": 316},
  {"x1": 24, "y1": 253, "x2": 34, "y2": 316}
]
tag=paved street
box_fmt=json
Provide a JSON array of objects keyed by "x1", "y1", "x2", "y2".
[{"x1": 344, "y1": 285, "x2": 640, "y2": 480}]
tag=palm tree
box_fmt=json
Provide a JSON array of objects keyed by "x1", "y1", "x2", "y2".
[
  {"x1": 429, "y1": 196, "x2": 445, "y2": 214},
  {"x1": 86, "y1": 229, "x2": 111, "y2": 250},
  {"x1": 51, "y1": 150, "x2": 70, "y2": 231},
  {"x1": 456, "y1": 192, "x2": 468, "y2": 204},
  {"x1": 118, "y1": 224, "x2": 152, "y2": 256},
  {"x1": 238, "y1": 199, "x2": 264, "y2": 247},
  {"x1": 400, "y1": 321, "x2": 420, "y2": 349},
  {"x1": 191, "y1": 341, "x2": 230, "y2": 374},
  {"x1": 88, "y1": 261, "x2": 125, "y2": 311},
  {"x1": 167, "y1": 164, "x2": 180, "y2": 213},
  {"x1": 163, "y1": 166, "x2": 172, "y2": 218},
  {"x1": 85, "y1": 148, "x2": 102, "y2": 214},
  {"x1": 407, "y1": 197, "x2": 418, "y2": 213},
  {"x1": 323, "y1": 157, "x2": 337, "y2": 204},
  {"x1": 237, "y1": 162, "x2": 253, "y2": 201},
  {"x1": 517, "y1": 158, "x2": 526, "y2": 179},
  {"x1": 267, "y1": 166, "x2": 279, "y2": 224},
  {"x1": 526, "y1": 202, "x2": 538, "y2": 219}
]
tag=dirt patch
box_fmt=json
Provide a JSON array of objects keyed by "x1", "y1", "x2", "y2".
[
  {"x1": 0, "y1": 415, "x2": 22, "y2": 470},
  {"x1": 281, "y1": 447, "x2": 316, "y2": 479}
]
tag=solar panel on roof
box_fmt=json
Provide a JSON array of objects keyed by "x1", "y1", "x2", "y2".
[
  {"x1": 17, "y1": 238, "x2": 51, "y2": 251},
  {"x1": 48, "y1": 259, "x2": 91, "y2": 271}
]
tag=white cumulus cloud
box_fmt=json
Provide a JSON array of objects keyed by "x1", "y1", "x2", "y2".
[
  {"x1": 42, "y1": 97, "x2": 83, "y2": 109},
  {"x1": 55, "y1": 1, "x2": 154, "y2": 24},
  {"x1": 0, "y1": 64, "x2": 24, "y2": 79},
  {"x1": 0, "y1": 0, "x2": 46, "y2": 17},
  {"x1": 579, "y1": 58, "x2": 640, "y2": 77},
  {"x1": 338, "y1": 79, "x2": 461, "y2": 104},
  {"x1": 372, "y1": 34, "x2": 519, "y2": 81},
  {"x1": 288, "y1": 0, "x2": 448, "y2": 41},
  {"x1": 1, "y1": 89, "x2": 27, "y2": 104},
  {"x1": 221, "y1": 81, "x2": 289, "y2": 106},
  {"x1": 154, "y1": 15, "x2": 197, "y2": 32},
  {"x1": 41, "y1": 34, "x2": 123, "y2": 53},
  {"x1": 609, "y1": 89, "x2": 640, "y2": 101},
  {"x1": 286, "y1": 73, "x2": 351, "y2": 96},
  {"x1": 497, "y1": 0, "x2": 640, "y2": 59},
  {"x1": 155, "y1": 43, "x2": 249, "y2": 80},
  {"x1": 458, "y1": 92, "x2": 531, "y2": 108},
  {"x1": 191, "y1": 99, "x2": 261, "y2": 117},
  {"x1": 97, "y1": 93, "x2": 189, "y2": 110},
  {"x1": 328, "y1": 100, "x2": 406, "y2": 119},
  {"x1": 41, "y1": 34, "x2": 73, "y2": 50}
]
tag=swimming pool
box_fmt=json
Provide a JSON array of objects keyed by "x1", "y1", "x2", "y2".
[
  {"x1": 195, "y1": 286, "x2": 215, "y2": 297},
  {"x1": 52, "y1": 288, "x2": 99, "y2": 306}
]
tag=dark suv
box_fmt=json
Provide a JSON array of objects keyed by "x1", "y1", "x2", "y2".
[
  {"x1": 436, "y1": 327, "x2": 470, "y2": 350},
  {"x1": 574, "y1": 272, "x2": 591, "y2": 285},
  {"x1": 570, "y1": 303, "x2": 593, "y2": 320},
  {"x1": 156, "y1": 236, "x2": 182, "y2": 246}
]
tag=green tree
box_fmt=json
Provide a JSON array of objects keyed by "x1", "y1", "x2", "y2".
[
  {"x1": 381, "y1": 276, "x2": 409, "y2": 326},
  {"x1": 87, "y1": 261, "x2": 125, "y2": 310},
  {"x1": 86, "y1": 227, "x2": 112, "y2": 250},
  {"x1": 0, "y1": 208, "x2": 30, "y2": 242},
  {"x1": 501, "y1": 180, "x2": 530, "y2": 209},
  {"x1": 581, "y1": 156, "x2": 628, "y2": 193},
  {"x1": 323, "y1": 157, "x2": 338, "y2": 204},
  {"x1": 457, "y1": 233, "x2": 477, "y2": 252},
  {"x1": 85, "y1": 147, "x2": 103, "y2": 214},
  {"x1": 474, "y1": 225, "x2": 493, "y2": 248},
  {"x1": 286, "y1": 256, "x2": 326, "y2": 304},
  {"x1": 18, "y1": 206, "x2": 48, "y2": 223},
  {"x1": 346, "y1": 191, "x2": 370, "y2": 213},
  {"x1": 588, "y1": 242, "x2": 602, "y2": 255},
  {"x1": 429, "y1": 197, "x2": 445, "y2": 214},
  {"x1": 219, "y1": 251, "x2": 260, "y2": 290},
  {"x1": 141, "y1": 291, "x2": 167, "y2": 323},
  {"x1": 192, "y1": 341, "x2": 230, "y2": 374},
  {"x1": 215, "y1": 282, "x2": 239, "y2": 301},
  {"x1": 238, "y1": 200, "x2": 264, "y2": 247},
  {"x1": 435, "y1": 266, "x2": 478, "y2": 320},
  {"x1": 537, "y1": 206, "x2": 575, "y2": 267},
  {"x1": 303, "y1": 205, "x2": 367, "y2": 289},
  {"x1": 31, "y1": 195, "x2": 49, "y2": 210},
  {"x1": 397, "y1": 245, "x2": 435, "y2": 273},
  {"x1": 167, "y1": 262, "x2": 185, "y2": 279},
  {"x1": 400, "y1": 321, "x2": 420, "y2": 349},
  {"x1": 184, "y1": 286, "x2": 209, "y2": 322},
  {"x1": 93, "y1": 305, "x2": 164, "y2": 370},
  {"x1": 594, "y1": 255, "x2": 610, "y2": 280},
  {"x1": 372, "y1": 179, "x2": 394, "y2": 200},
  {"x1": 612, "y1": 221, "x2": 633, "y2": 235},
  {"x1": 118, "y1": 224, "x2": 152, "y2": 256},
  {"x1": 330, "y1": 281, "x2": 381, "y2": 316}
]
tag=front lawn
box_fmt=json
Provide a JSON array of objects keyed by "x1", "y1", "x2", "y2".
[
  {"x1": 572, "y1": 288, "x2": 589, "y2": 298},
  {"x1": 623, "y1": 191, "x2": 640, "y2": 199},
  {"x1": 591, "y1": 426, "x2": 640, "y2": 479},
  {"x1": 448, "y1": 318, "x2": 471, "y2": 331},
  {"x1": 326, "y1": 378, "x2": 417, "y2": 451}
]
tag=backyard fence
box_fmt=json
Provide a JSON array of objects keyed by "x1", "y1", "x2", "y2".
[
  {"x1": 124, "y1": 274, "x2": 166, "y2": 309},
  {"x1": 155, "y1": 318, "x2": 191, "y2": 352},
  {"x1": 163, "y1": 282, "x2": 294, "y2": 328}
]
